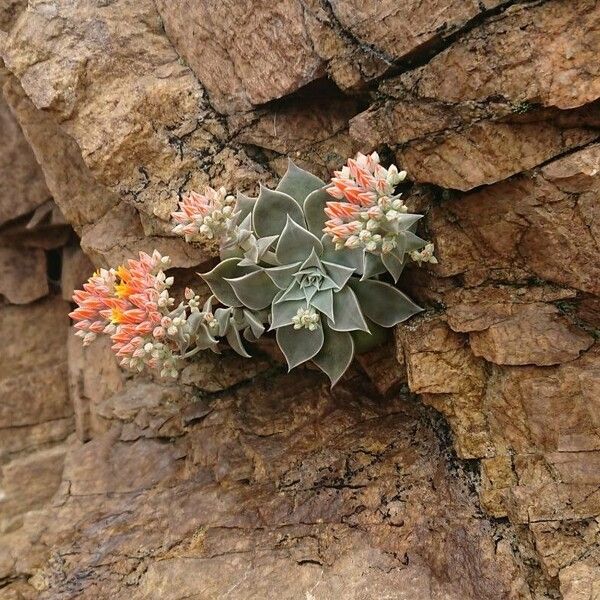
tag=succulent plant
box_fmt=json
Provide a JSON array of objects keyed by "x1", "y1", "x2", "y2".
[
  {"x1": 200, "y1": 160, "x2": 425, "y2": 384},
  {"x1": 71, "y1": 154, "x2": 435, "y2": 386}
]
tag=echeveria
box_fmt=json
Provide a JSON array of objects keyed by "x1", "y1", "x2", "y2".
[
  {"x1": 199, "y1": 160, "x2": 424, "y2": 384},
  {"x1": 71, "y1": 154, "x2": 435, "y2": 386}
]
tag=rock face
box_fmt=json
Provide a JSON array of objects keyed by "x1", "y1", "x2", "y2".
[{"x1": 0, "y1": 0, "x2": 599, "y2": 598}]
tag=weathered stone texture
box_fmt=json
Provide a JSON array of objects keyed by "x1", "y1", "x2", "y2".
[{"x1": 1, "y1": 0, "x2": 599, "y2": 597}]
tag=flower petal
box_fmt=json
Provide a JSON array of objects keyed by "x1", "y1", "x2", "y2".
[
  {"x1": 276, "y1": 216, "x2": 323, "y2": 264},
  {"x1": 276, "y1": 324, "x2": 325, "y2": 371},
  {"x1": 253, "y1": 186, "x2": 305, "y2": 238},
  {"x1": 276, "y1": 159, "x2": 325, "y2": 204}
]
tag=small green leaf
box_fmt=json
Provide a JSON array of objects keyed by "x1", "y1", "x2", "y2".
[
  {"x1": 270, "y1": 299, "x2": 305, "y2": 329},
  {"x1": 404, "y1": 230, "x2": 427, "y2": 252},
  {"x1": 226, "y1": 325, "x2": 252, "y2": 358},
  {"x1": 329, "y1": 286, "x2": 370, "y2": 332},
  {"x1": 321, "y1": 235, "x2": 364, "y2": 272},
  {"x1": 276, "y1": 324, "x2": 325, "y2": 371},
  {"x1": 278, "y1": 282, "x2": 306, "y2": 303},
  {"x1": 349, "y1": 279, "x2": 422, "y2": 327},
  {"x1": 242, "y1": 309, "x2": 266, "y2": 338},
  {"x1": 265, "y1": 262, "x2": 302, "y2": 290},
  {"x1": 276, "y1": 216, "x2": 323, "y2": 264},
  {"x1": 236, "y1": 192, "x2": 256, "y2": 222},
  {"x1": 304, "y1": 188, "x2": 329, "y2": 237},
  {"x1": 276, "y1": 159, "x2": 325, "y2": 204},
  {"x1": 311, "y1": 289, "x2": 334, "y2": 320},
  {"x1": 361, "y1": 252, "x2": 386, "y2": 280},
  {"x1": 253, "y1": 186, "x2": 305, "y2": 238},
  {"x1": 201, "y1": 258, "x2": 257, "y2": 307},
  {"x1": 225, "y1": 270, "x2": 279, "y2": 310},
  {"x1": 321, "y1": 261, "x2": 355, "y2": 290},
  {"x1": 381, "y1": 250, "x2": 405, "y2": 282},
  {"x1": 313, "y1": 324, "x2": 354, "y2": 386}
]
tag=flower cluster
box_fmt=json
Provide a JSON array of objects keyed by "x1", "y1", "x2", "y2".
[
  {"x1": 72, "y1": 154, "x2": 437, "y2": 386},
  {"x1": 171, "y1": 187, "x2": 237, "y2": 248},
  {"x1": 409, "y1": 242, "x2": 438, "y2": 266},
  {"x1": 69, "y1": 251, "x2": 222, "y2": 378},
  {"x1": 324, "y1": 152, "x2": 410, "y2": 254}
]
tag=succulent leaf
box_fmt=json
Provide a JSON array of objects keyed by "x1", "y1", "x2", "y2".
[
  {"x1": 313, "y1": 324, "x2": 354, "y2": 386},
  {"x1": 226, "y1": 324, "x2": 252, "y2": 358},
  {"x1": 381, "y1": 249, "x2": 405, "y2": 282},
  {"x1": 321, "y1": 235, "x2": 364, "y2": 272},
  {"x1": 349, "y1": 279, "x2": 422, "y2": 327},
  {"x1": 202, "y1": 258, "x2": 257, "y2": 307},
  {"x1": 277, "y1": 282, "x2": 307, "y2": 303},
  {"x1": 271, "y1": 299, "x2": 306, "y2": 329},
  {"x1": 276, "y1": 324, "x2": 325, "y2": 371},
  {"x1": 321, "y1": 261, "x2": 354, "y2": 290},
  {"x1": 304, "y1": 188, "x2": 330, "y2": 237},
  {"x1": 235, "y1": 192, "x2": 256, "y2": 222},
  {"x1": 276, "y1": 160, "x2": 325, "y2": 204},
  {"x1": 253, "y1": 186, "x2": 304, "y2": 238},
  {"x1": 242, "y1": 309, "x2": 266, "y2": 338},
  {"x1": 276, "y1": 216, "x2": 323, "y2": 264},
  {"x1": 225, "y1": 270, "x2": 279, "y2": 310},
  {"x1": 265, "y1": 262, "x2": 302, "y2": 290},
  {"x1": 361, "y1": 252, "x2": 386, "y2": 280},
  {"x1": 311, "y1": 289, "x2": 334, "y2": 320},
  {"x1": 329, "y1": 286, "x2": 370, "y2": 332}
]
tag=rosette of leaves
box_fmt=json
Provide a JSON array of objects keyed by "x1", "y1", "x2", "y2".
[{"x1": 201, "y1": 161, "x2": 422, "y2": 385}]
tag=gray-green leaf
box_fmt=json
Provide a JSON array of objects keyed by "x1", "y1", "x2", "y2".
[
  {"x1": 225, "y1": 270, "x2": 279, "y2": 310},
  {"x1": 276, "y1": 159, "x2": 325, "y2": 204},
  {"x1": 276, "y1": 216, "x2": 323, "y2": 264},
  {"x1": 304, "y1": 188, "x2": 329, "y2": 237},
  {"x1": 253, "y1": 186, "x2": 305, "y2": 238},
  {"x1": 276, "y1": 324, "x2": 325, "y2": 371},
  {"x1": 201, "y1": 258, "x2": 256, "y2": 307},
  {"x1": 313, "y1": 324, "x2": 354, "y2": 386},
  {"x1": 349, "y1": 279, "x2": 422, "y2": 327},
  {"x1": 329, "y1": 286, "x2": 370, "y2": 332}
]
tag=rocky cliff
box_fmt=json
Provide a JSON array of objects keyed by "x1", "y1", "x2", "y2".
[{"x1": 0, "y1": 1, "x2": 598, "y2": 598}]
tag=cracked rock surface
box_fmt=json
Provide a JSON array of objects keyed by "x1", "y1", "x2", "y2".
[{"x1": 0, "y1": 0, "x2": 599, "y2": 598}]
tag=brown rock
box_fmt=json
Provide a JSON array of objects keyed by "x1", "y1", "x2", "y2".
[
  {"x1": 0, "y1": 246, "x2": 48, "y2": 304},
  {"x1": 429, "y1": 144, "x2": 600, "y2": 293},
  {"x1": 80, "y1": 203, "x2": 212, "y2": 269},
  {"x1": 467, "y1": 304, "x2": 593, "y2": 366},
  {"x1": 349, "y1": 0, "x2": 600, "y2": 189},
  {"x1": 0, "y1": 444, "x2": 67, "y2": 526},
  {"x1": 156, "y1": 0, "x2": 326, "y2": 114},
  {"x1": 412, "y1": 0, "x2": 600, "y2": 110},
  {"x1": 328, "y1": 0, "x2": 508, "y2": 64},
  {"x1": 60, "y1": 245, "x2": 94, "y2": 301},
  {"x1": 0, "y1": 80, "x2": 49, "y2": 227}
]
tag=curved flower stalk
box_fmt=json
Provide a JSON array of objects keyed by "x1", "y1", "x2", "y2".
[
  {"x1": 322, "y1": 152, "x2": 435, "y2": 282},
  {"x1": 72, "y1": 155, "x2": 435, "y2": 386}
]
